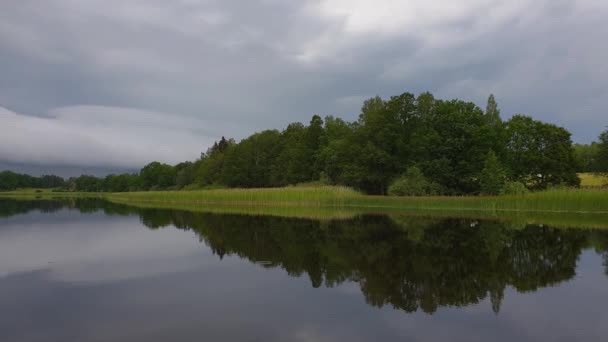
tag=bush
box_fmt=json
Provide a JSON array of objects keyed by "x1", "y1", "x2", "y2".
[
  {"x1": 500, "y1": 181, "x2": 529, "y2": 196},
  {"x1": 388, "y1": 167, "x2": 441, "y2": 196}
]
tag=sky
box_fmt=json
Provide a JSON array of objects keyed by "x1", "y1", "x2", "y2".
[{"x1": 1, "y1": 0, "x2": 607, "y2": 174}]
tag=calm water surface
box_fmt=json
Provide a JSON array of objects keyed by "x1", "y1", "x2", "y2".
[{"x1": 1, "y1": 198, "x2": 608, "y2": 341}]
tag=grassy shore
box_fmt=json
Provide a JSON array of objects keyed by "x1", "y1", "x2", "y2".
[
  {"x1": 104, "y1": 186, "x2": 608, "y2": 213},
  {"x1": 3, "y1": 186, "x2": 607, "y2": 228},
  {"x1": 4, "y1": 186, "x2": 607, "y2": 214}
]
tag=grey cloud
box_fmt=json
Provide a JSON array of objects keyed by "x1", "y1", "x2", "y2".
[
  {"x1": 0, "y1": 0, "x2": 606, "y2": 170},
  {"x1": 0, "y1": 106, "x2": 217, "y2": 168}
]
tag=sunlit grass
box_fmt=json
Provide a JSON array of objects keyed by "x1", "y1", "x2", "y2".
[{"x1": 579, "y1": 173, "x2": 608, "y2": 187}]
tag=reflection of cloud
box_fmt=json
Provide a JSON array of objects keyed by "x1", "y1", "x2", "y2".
[
  {"x1": 0, "y1": 216, "x2": 219, "y2": 283},
  {"x1": 293, "y1": 328, "x2": 337, "y2": 342}
]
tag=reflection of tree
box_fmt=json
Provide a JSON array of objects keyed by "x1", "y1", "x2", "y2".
[
  {"x1": 0, "y1": 198, "x2": 141, "y2": 219},
  {"x1": 134, "y1": 209, "x2": 600, "y2": 315},
  {"x1": 0, "y1": 199, "x2": 65, "y2": 217},
  {"x1": 588, "y1": 231, "x2": 608, "y2": 276},
  {"x1": 2, "y1": 199, "x2": 606, "y2": 314}
]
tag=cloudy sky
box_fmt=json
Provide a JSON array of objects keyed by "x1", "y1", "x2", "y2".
[{"x1": 1, "y1": 0, "x2": 607, "y2": 173}]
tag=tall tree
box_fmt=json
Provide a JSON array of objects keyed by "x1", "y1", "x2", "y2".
[
  {"x1": 597, "y1": 129, "x2": 608, "y2": 175},
  {"x1": 485, "y1": 94, "x2": 501, "y2": 127},
  {"x1": 479, "y1": 151, "x2": 506, "y2": 195},
  {"x1": 307, "y1": 115, "x2": 325, "y2": 179},
  {"x1": 222, "y1": 130, "x2": 282, "y2": 187}
]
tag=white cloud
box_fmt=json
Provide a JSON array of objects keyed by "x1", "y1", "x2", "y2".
[{"x1": 0, "y1": 106, "x2": 213, "y2": 168}]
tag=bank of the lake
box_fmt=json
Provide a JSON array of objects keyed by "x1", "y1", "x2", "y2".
[
  {"x1": 103, "y1": 186, "x2": 607, "y2": 212},
  {"x1": 2, "y1": 186, "x2": 607, "y2": 228},
  {"x1": 3, "y1": 186, "x2": 608, "y2": 213}
]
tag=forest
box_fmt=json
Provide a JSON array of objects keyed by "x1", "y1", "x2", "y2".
[{"x1": 1, "y1": 92, "x2": 607, "y2": 195}]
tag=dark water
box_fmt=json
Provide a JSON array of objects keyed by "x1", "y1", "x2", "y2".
[{"x1": 1, "y1": 199, "x2": 608, "y2": 341}]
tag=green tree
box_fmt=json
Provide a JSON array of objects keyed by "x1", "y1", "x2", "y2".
[
  {"x1": 74, "y1": 175, "x2": 101, "y2": 192},
  {"x1": 0, "y1": 171, "x2": 19, "y2": 191},
  {"x1": 388, "y1": 166, "x2": 440, "y2": 196},
  {"x1": 479, "y1": 151, "x2": 506, "y2": 195},
  {"x1": 349, "y1": 96, "x2": 403, "y2": 194},
  {"x1": 102, "y1": 173, "x2": 140, "y2": 192},
  {"x1": 505, "y1": 115, "x2": 579, "y2": 189},
  {"x1": 596, "y1": 129, "x2": 608, "y2": 175},
  {"x1": 273, "y1": 122, "x2": 311, "y2": 185},
  {"x1": 307, "y1": 115, "x2": 325, "y2": 178},
  {"x1": 317, "y1": 116, "x2": 358, "y2": 185},
  {"x1": 175, "y1": 162, "x2": 196, "y2": 189},
  {"x1": 221, "y1": 130, "x2": 282, "y2": 187},
  {"x1": 39, "y1": 175, "x2": 66, "y2": 188},
  {"x1": 485, "y1": 94, "x2": 502, "y2": 127},
  {"x1": 195, "y1": 137, "x2": 236, "y2": 187},
  {"x1": 415, "y1": 99, "x2": 493, "y2": 194},
  {"x1": 574, "y1": 143, "x2": 601, "y2": 172},
  {"x1": 140, "y1": 162, "x2": 176, "y2": 190}
]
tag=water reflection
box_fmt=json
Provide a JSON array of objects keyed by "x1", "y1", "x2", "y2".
[{"x1": 2, "y1": 198, "x2": 608, "y2": 316}]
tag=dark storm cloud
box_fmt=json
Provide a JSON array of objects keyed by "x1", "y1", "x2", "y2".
[{"x1": 1, "y1": 0, "x2": 606, "y2": 169}]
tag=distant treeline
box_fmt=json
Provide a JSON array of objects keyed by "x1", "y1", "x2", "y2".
[
  {"x1": 1, "y1": 92, "x2": 607, "y2": 195},
  {"x1": 0, "y1": 173, "x2": 66, "y2": 191}
]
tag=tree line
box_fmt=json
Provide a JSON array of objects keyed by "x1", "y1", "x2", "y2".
[
  {"x1": 574, "y1": 130, "x2": 608, "y2": 173},
  {"x1": 1, "y1": 91, "x2": 607, "y2": 195}
]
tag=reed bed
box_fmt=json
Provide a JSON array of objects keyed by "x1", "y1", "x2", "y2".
[
  {"x1": 106, "y1": 186, "x2": 608, "y2": 214},
  {"x1": 3, "y1": 186, "x2": 607, "y2": 228},
  {"x1": 107, "y1": 186, "x2": 361, "y2": 207}
]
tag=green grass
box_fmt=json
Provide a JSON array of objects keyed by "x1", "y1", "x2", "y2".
[
  {"x1": 4, "y1": 186, "x2": 608, "y2": 228},
  {"x1": 106, "y1": 186, "x2": 360, "y2": 207},
  {"x1": 105, "y1": 186, "x2": 608, "y2": 213},
  {"x1": 579, "y1": 173, "x2": 608, "y2": 187},
  {"x1": 0, "y1": 188, "x2": 102, "y2": 199}
]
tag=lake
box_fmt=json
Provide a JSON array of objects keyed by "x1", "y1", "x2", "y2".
[{"x1": 1, "y1": 198, "x2": 607, "y2": 341}]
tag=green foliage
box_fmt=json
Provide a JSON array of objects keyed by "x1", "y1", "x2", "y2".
[
  {"x1": 175, "y1": 162, "x2": 196, "y2": 189},
  {"x1": 500, "y1": 181, "x2": 529, "y2": 196},
  {"x1": 273, "y1": 123, "x2": 313, "y2": 185},
  {"x1": 221, "y1": 130, "x2": 282, "y2": 187},
  {"x1": 74, "y1": 175, "x2": 101, "y2": 192},
  {"x1": 485, "y1": 94, "x2": 502, "y2": 127},
  {"x1": 0, "y1": 171, "x2": 19, "y2": 191},
  {"x1": 140, "y1": 162, "x2": 176, "y2": 190},
  {"x1": 102, "y1": 173, "x2": 140, "y2": 192},
  {"x1": 0, "y1": 171, "x2": 66, "y2": 191},
  {"x1": 505, "y1": 115, "x2": 579, "y2": 189},
  {"x1": 388, "y1": 167, "x2": 440, "y2": 196},
  {"x1": 574, "y1": 143, "x2": 601, "y2": 172},
  {"x1": 479, "y1": 151, "x2": 506, "y2": 195},
  {"x1": 0, "y1": 91, "x2": 585, "y2": 196},
  {"x1": 597, "y1": 129, "x2": 608, "y2": 175}
]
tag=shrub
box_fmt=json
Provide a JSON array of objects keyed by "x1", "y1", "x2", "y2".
[
  {"x1": 388, "y1": 167, "x2": 440, "y2": 196},
  {"x1": 500, "y1": 181, "x2": 529, "y2": 196}
]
